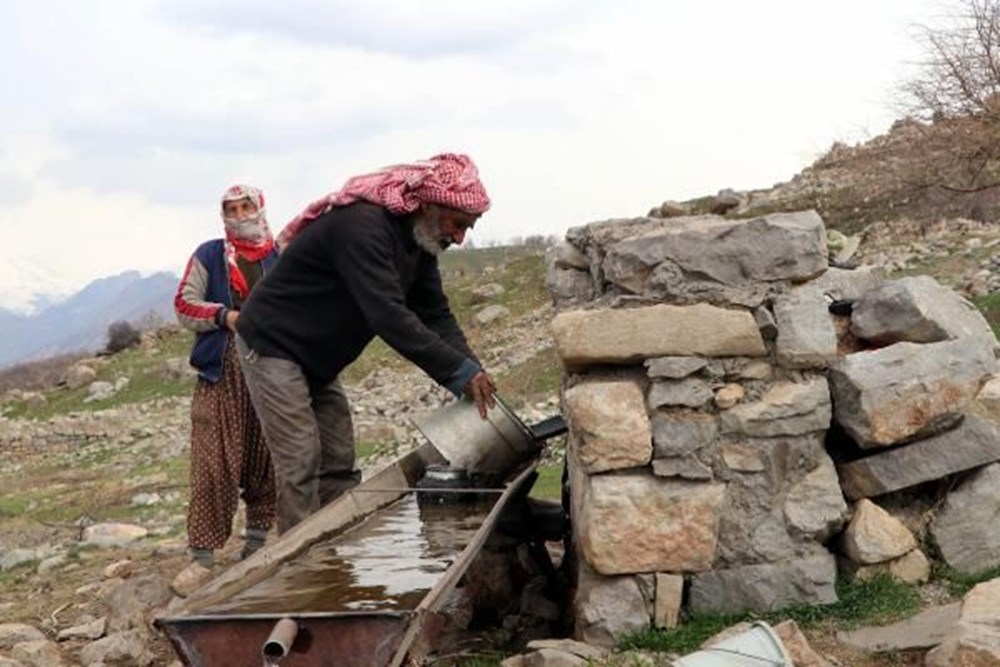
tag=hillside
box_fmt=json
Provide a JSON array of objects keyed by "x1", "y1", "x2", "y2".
[
  {"x1": 6, "y1": 117, "x2": 1000, "y2": 664},
  {"x1": 669, "y1": 115, "x2": 1000, "y2": 234}
]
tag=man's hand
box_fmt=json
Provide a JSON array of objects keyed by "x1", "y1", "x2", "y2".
[
  {"x1": 465, "y1": 371, "x2": 497, "y2": 419},
  {"x1": 225, "y1": 310, "x2": 240, "y2": 332}
]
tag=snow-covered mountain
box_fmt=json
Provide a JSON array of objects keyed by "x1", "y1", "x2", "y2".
[{"x1": 0, "y1": 270, "x2": 179, "y2": 368}]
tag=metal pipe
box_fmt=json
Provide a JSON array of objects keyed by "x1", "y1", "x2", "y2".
[{"x1": 262, "y1": 617, "x2": 298, "y2": 664}]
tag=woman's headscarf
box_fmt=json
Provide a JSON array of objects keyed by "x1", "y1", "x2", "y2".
[
  {"x1": 277, "y1": 153, "x2": 490, "y2": 248},
  {"x1": 221, "y1": 184, "x2": 274, "y2": 298}
]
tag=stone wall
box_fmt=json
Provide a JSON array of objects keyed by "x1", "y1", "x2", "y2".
[{"x1": 547, "y1": 210, "x2": 1000, "y2": 646}]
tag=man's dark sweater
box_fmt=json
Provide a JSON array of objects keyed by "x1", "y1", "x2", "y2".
[{"x1": 237, "y1": 202, "x2": 479, "y2": 392}]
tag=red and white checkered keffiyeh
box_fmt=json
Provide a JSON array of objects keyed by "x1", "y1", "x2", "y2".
[{"x1": 277, "y1": 153, "x2": 490, "y2": 247}]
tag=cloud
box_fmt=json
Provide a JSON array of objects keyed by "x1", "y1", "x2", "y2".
[
  {"x1": 159, "y1": 0, "x2": 588, "y2": 58},
  {"x1": 0, "y1": 172, "x2": 34, "y2": 208}
]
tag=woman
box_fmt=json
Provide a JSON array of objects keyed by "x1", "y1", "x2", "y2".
[{"x1": 170, "y1": 184, "x2": 278, "y2": 595}]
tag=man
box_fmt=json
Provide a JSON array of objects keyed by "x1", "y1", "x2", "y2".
[{"x1": 236, "y1": 153, "x2": 497, "y2": 534}]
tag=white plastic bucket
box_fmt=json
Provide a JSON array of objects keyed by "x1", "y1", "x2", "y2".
[{"x1": 673, "y1": 622, "x2": 794, "y2": 667}]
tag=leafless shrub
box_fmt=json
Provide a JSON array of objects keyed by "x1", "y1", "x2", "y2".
[{"x1": 105, "y1": 320, "x2": 141, "y2": 354}]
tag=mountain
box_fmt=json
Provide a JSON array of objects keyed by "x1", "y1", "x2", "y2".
[
  {"x1": 0, "y1": 254, "x2": 77, "y2": 315},
  {"x1": 0, "y1": 270, "x2": 178, "y2": 368}
]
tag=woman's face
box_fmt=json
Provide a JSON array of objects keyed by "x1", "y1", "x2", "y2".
[{"x1": 223, "y1": 197, "x2": 257, "y2": 222}]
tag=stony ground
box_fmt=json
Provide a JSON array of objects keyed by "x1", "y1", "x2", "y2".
[{"x1": 1, "y1": 227, "x2": 999, "y2": 665}]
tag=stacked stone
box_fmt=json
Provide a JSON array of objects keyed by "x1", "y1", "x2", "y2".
[
  {"x1": 546, "y1": 210, "x2": 1000, "y2": 646},
  {"x1": 828, "y1": 275, "x2": 1000, "y2": 578}
]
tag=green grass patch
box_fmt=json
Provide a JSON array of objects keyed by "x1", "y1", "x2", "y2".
[
  {"x1": 495, "y1": 347, "x2": 561, "y2": 408},
  {"x1": 0, "y1": 494, "x2": 29, "y2": 518},
  {"x1": 529, "y1": 465, "x2": 562, "y2": 502},
  {"x1": 973, "y1": 292, "x2": 1000, "y2": 338},
  {"x1": 934, "y1": 562, "x2": 1000, "y2": 597},
  {"x1": 7, "y1": 329, "x2": 196, "y2": 419},
  {"x1": 618, "y1": 574, "x2": 921, "y2": 654}
]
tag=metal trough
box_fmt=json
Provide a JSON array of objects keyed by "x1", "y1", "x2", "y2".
[{"x1": 155, "y1": 441, "x2": 540, "y2": 667}]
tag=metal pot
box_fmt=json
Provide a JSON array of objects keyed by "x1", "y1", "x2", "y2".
[{"x1": 412, "y1": 396, "x2": 540, "y2": 481}]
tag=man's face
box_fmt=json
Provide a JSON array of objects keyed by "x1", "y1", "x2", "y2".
[
  {"x1": 223, "y1": 197, "x2": 257, "y2": 221},
  {"x1": 413, "y1": 205, "x2": 478, "y2": 255}
]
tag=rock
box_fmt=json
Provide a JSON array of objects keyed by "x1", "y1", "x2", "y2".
[
  {"x1": 689, "y1": 551, "x2": 838, "y2": 615},
  {"x1": 973, "y1": 374, "x2": 1000, "y2": 423},
  {"x1": 720, "y1": 378, "x2": 831, "y2": 438},
  {"x1": 78, "y1": 630, "x2": 153, "y2": 667},
  {"x1": 647, "y1": 378, "x2": 714, "y2": 409},
  {"x1": 838, "y1": 602, "x2": 960, "y2": 652},
  {"x1": 840, "y1": 499, "x2": 917, "y2": 564},
  {"x1": 572, "y1": 561, "x2": 649, "y2": 648},
  {"x1": 470, "y1": 283, "x2": 505, "y2": 304},
  {"x1": 524, "y1": 639, "x2": 608, "y2": 661},
  {"x1": 57, "y1": 617, "x2": 105, "y2": 641},
  {"x1": 924, "y1": 578, "x2": 1000, "y2": 666},
  {"x1": 36, "y1": 554, "x2": 67, "y2": 575},
  {"x1": 82, "y1": 523, "x2": 148, "y2": 547},
  {"x1": 574, "y1": 469, "x2": 724, "y2": 575},
  {"x1": 474, "y1": 304, "x2": 510, "y2": 326},
  {"x1": 773, "y1": 286, "x2": 838, "y2": 369},
  {"x1": 753, "y1": 306, "x2": 779, "y2": 340},
  {"x1": 598, "y1": 211, "x2": 827, "y2": 304},
  {"x1": 713, "y1": 384, "x2": 744, "y2": 409},
  {"x1": 0, "y1": 625, "x2": 45, "y2": 650},
  {"x1": 783, "y1": 456, "x2": 849, "y2": 541},
  {"x1": 837, "y1": 416, "x2": 1000, "y2": 499},
  {"x1": 103, "y1": 560, "x2": 133, "y2": 580},
  {"x1": 169, "y1": 562, "x2": 214, "y2": 599},
  {"x1": 546, "y1": 268, "x2": 594, "y2": 302},
  {"x1": 711, "y1": 188, "x2": 742, "y2": 215},
  {"x1": 808, "y1": 265, "x2": 885, "y2": 302},
  {"x1": 930, "y1": 463, "x2": 1000, "y2": 574},
  {"x1": 10, "y1": 640, "x2": 63, "y2": 666},
  {"x1": 653, "y1": 573, "x2": 683, "y2": 629},
  {"x1": 773, "y1": 620, "x2": 832, "y2": 667},
  {"x1": 846, "y1": 548, "x2": 931, "y2": 585},
  {"x1": 130, "y1": 493, "x2": 161, "y2": 507},
  {"x1": 63, "y1": 364, "x2": 97, "y2": 389},
  {"x1": 0, "y1": 549, "x2": 37, "y2": 571},
  {"x1": 719, "y1": 443, "x2": 766, "y2": 472},
  {"x1": 828, "y1": 339, "x2": 996, "y2": 448},
  {"x1": 104, "y1": 575, "x2": 172, "y2": 632},
  {"x1": 651, "y1": 457, "x2": 713, "y2": 480},
  {"x1": 546, "y1": 242, "x2": 590, "y2": 271},
  {"x1": 564, "y1": 380, "x2": 651, "y2": 474},
  {"x1": 644, "y1": 356, "x2": 707, "y2": 379},
  {"x1": 850, "y1": 275, "x2": 997, "y2": 350},
  {"x1": 652, "y1": 412, "x2": 719, "y2": 458},
  {"x1": 551, "y1": 304, "x2": 766, "y2": 369},
  {"x1": 522, "y1": 648, "x2": 587, "y2": 666}
]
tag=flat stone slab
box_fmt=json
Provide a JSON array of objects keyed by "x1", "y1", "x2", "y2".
[
  {"x1": 829, "y1": 339, "x2": 997, "y2": 448},
  {"x1": 837, "y1": 603, "x2": 960, "y2": 651},
  {"x1": 552, "y1": 304, "x2": 766, "y2": 369},
  {"x1": 689, "y1": 552, "x2": 838, "y2": 615},
  {"x1": 838, "y1": 416, "x2": 1000, "y2": 499},
  {"x1": 595, "y1": 211, "x2": 828, "y2": 297},
  {"x1": 576, "y1": 473, "x2": 725, "y2": 575}
]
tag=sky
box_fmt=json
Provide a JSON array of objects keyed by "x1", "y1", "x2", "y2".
[{"x1": 0, "y1": 0, "x2": 950, "y2": 309}]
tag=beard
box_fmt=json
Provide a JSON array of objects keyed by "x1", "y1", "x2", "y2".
[{"x1": 412, "y1": 215, "x2": 451, "y2": 256}]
